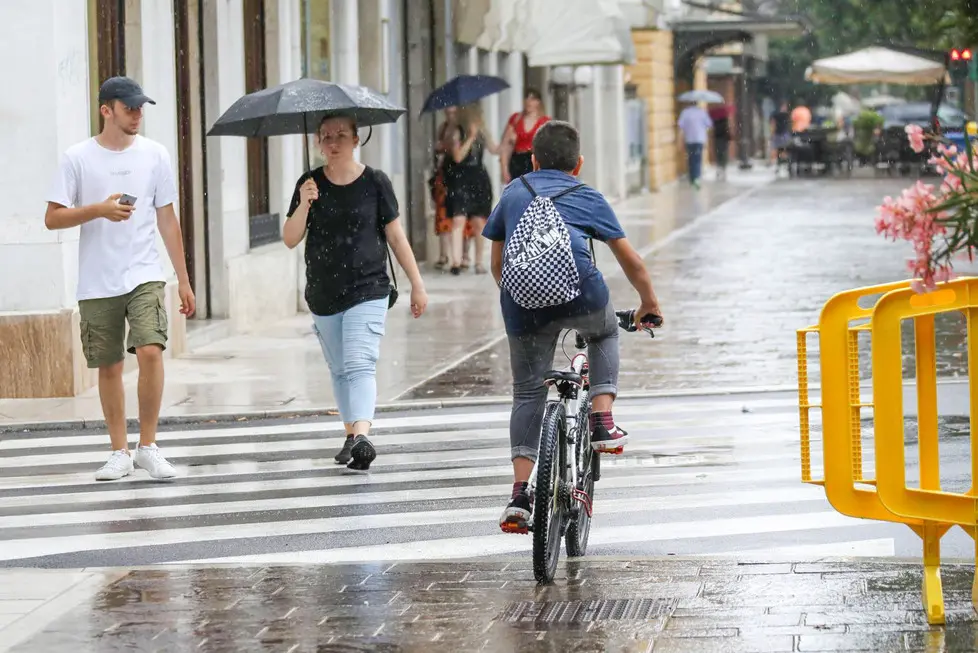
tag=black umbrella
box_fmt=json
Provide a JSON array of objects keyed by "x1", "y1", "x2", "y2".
[
  {"x1": 420, "y1": 74, "x2": 509, "y2": 114},
  {"x1": 207, "y1": 78, "x2": 406, "y2": 167}
]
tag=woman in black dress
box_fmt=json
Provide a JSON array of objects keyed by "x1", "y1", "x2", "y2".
[{"x1": 447, "y1": 103, "x2": 500, "y2": 275}]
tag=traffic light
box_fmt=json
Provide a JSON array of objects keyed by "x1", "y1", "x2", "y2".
[{"x1": 951, "y1": 48, "x2": 973, "y2": 61}]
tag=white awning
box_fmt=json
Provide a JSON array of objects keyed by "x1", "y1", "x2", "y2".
[
  {"x1": 517, "y1": 0, "x2": 636, "y2": 67},
  {"x1": 458, "y1": 0, "x2": 636, "y2": 66},
  {"x1": 806, "y1": 46, "x2": 948, "y2": 85}
]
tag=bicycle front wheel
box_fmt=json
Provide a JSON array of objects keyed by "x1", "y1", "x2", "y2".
[{"x1": 533, "y1": 401, "x2": 566, "y2": 584}]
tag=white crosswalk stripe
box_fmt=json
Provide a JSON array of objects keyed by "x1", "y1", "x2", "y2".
[{"x1": 0, "y1": 395, "x2": 904, "y2": 568}]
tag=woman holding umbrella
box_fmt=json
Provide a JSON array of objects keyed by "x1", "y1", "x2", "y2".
[
  {"x1": 447, "y1": 103, "x2": 501, "y2": 275},
  {"x1": 500, "y1": 88, "x2": 550, "y2": 184},
  {"x1": 283, "y1": 114, "x2": 428, "y2": 470}
]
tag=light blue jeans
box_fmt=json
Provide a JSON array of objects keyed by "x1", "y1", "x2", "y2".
[{"x1": 311, "y1": 298, "x2": 388, "y2": 424}]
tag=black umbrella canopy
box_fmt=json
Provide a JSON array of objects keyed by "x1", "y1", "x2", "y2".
[{"x1": 207, "y1": 78, "x2": 406, "y2": 137}]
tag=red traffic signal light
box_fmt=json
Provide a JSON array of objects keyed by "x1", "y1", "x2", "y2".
[{"x1": 951, "y1": 48, "x2": 973, "y2": 61}]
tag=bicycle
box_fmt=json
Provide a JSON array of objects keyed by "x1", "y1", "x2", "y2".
[{"x1": 527, "y1": 309, "x2": 661, "y2": 583}]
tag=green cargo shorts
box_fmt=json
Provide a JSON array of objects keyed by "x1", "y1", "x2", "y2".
[{"x1": 78, "y1": 281, "x2": 168, "y2": 369}]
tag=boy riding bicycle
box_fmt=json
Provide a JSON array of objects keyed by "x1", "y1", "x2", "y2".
[{"x1": 483, "y1": 120, "x2": 663, "y2": 532}]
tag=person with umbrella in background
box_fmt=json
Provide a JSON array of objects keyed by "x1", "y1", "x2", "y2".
[
  {"x1": 208, "y1": 78, "x2": 421, "y2": 470},
  {"x1": 282, "y1": 114, "x2": 428, "y2": 470},
  {"x1": 500, "y1": 88, "x2": 550, "y2": 184},
  {"x1": 420, "y1": 75, "x2": 508, "y2": 275},
  {"x1": 447, "y1": 103, "x2": 502, "y2": 275},
  {"x1": 678, "y1": 101, "x2": 713, "y2": 189}
]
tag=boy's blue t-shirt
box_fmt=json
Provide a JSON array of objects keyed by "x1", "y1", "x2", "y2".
[{"x1": 483, "y1": 169, "x2": 626, "y2": 335}]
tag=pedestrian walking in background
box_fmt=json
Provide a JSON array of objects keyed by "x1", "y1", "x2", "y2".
[
  {"x1": 283, "y1": 114, "x2": 428, "y2": 471},
  {"x1": 447, "y1": 103, "x2": 501, "y2": 275},
  {"x1": 678, "y1": 102, "x2": 713, "y2": 189},
  {"x1": 791, "y1": 100, "x2": 812, "y2": 133},
  {"x1": 44, "y1": 76, "x2": 194, "y2": 481},
  {"x1": 500, "y1": 88, "x2": 550, "y2": 184},
  {"x1": 431, "y1": 106, "x2": 459, "y2": 270},
  {"x1": 770, "y1": 100, "x2": 792, "y2": 171},
  {"x1": 709, "y1": 104, "x2": 733, "y2": 181}
]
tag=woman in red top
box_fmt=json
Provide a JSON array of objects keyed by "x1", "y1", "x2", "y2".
[{"x1": 501, "y1": 88, "x2": 549, "y2": 184}]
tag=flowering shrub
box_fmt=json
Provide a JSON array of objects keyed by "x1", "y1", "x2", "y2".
[{"x1": 876, "y1": 123, "x2": 978, "y2": 290}]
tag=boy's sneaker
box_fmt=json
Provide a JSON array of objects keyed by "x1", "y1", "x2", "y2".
[
  {"x1": 334, "y1": 435, "x2": 355, "y2": 465},
  {"x1": 347, "y1": 435, "x2": 376, "y2": 471},
  {"x1": 94, "y1": 450, "x2": 134, "y2": 481},
  {"x1": 499, "y1": 485, "x2": 532, "y2": 534},
  {"x1": 591, "y1": 424, "x2": 629, "y2": 454},
  {"x1": 134, "y1": 444, "x2": 178, "y2": 479}
]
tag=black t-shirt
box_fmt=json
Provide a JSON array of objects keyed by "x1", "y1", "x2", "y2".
[
  {"x1": 772, "y1": 111, "x2": 791, "y2": 134},
  {"x1": 287, "y1": 166, "x2": 398, "y2": 316}
]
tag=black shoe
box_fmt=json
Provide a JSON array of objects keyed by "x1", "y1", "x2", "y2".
[
  {"x1": 591, "y1": 424, "x2": 629, "y2": 454},
  {"x1": 334, "y1": 435, "x2": 355, "y2": 465},
  {"x1": 499, "y1": 491, "x2": 532, "y2": 534},
  {"x1": 450, "y1": 266, "x2": 461, "y2": 276},
  {"x1": 347, "y1": 435, "x2": 377, "y2": 471}
]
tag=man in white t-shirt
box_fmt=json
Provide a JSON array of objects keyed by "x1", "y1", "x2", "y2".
[{"x1": 45, "y1": 76, "x2": 196, "y2": 481}]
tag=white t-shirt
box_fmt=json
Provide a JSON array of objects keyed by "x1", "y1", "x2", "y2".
[{"x1": 47, "y1": 135, "x2": 179, "y2": 301}]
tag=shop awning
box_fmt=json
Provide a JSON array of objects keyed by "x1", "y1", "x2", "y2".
[
  {"x1": 671, "y1": 14, "x2": 807, "y2": 73},
  {"x1": 459, "y1": 0, "x2": 636, "y2": 67},
  {"x1": 806, "y1": 46, "x2": 948, "y2": 85}
]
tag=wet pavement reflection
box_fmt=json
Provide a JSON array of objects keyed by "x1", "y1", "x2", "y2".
[
  {"x1": 406, "y1": 178, "x2": 978, "y2": 400},
  {"x1": 14, "y1": 559, "x2": 978, "y2": 652}
]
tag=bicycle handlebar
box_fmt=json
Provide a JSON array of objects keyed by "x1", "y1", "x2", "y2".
[{"x1": 615, "y1": 309, "x2": 662, "y2": 338}]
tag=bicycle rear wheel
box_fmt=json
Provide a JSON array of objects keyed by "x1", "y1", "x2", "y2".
[
  {"x1": 533, "y1": 401, "x2": 566, "y2": 584},
  {"x1": 566, "y1": 397, "x2": 594, "y2": 557}
]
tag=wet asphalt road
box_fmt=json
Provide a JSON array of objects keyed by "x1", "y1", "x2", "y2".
[{"x1": 405, "y1": 176, "x2": 978, "y2": 400}]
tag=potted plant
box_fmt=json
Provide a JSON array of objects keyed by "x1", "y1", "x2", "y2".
[{"x1": 876, "y1": 124, "x2": 978, "y2": 290}]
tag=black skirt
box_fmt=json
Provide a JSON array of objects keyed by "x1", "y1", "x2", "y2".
[
  {"x1": 508, "y1": 151, "x2": 534, "y2": 180},
  {"x1": 446, "y1": 165, "x2": 493, "y2": 218}
]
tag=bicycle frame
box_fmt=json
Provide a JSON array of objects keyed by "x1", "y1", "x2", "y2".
[{"x1": 528, "y1": 332, "x2": 588, "y2": 501}]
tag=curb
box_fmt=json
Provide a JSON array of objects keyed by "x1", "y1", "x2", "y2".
[{"x1": 1, "y1": 378, "x2": 967, "y2": 432}]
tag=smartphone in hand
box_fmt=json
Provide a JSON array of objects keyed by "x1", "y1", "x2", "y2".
[{"x1": 119, "y1": 194, "x2": 137, "y2": 206}]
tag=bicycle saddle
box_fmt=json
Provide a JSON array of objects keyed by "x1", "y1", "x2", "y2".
[{"x1": 544, "y1": 370, "x2": 583, "y2": 387}]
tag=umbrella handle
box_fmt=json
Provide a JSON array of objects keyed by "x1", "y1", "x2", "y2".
[{"x1": 360, "y1": 125, "x2": 374, "y2": 147}]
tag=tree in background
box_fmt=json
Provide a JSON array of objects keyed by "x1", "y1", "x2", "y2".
[{"x1": 760, "y1": 0, "x2": 971, "y2": 106}]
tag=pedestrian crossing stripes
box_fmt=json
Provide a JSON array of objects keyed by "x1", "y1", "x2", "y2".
[{"x1": 0, "y1": 394, "x2": 909, "y2": 568}]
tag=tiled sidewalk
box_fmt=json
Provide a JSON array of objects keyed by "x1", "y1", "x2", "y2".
[{"x1": 4, "y1": 558, "x2": 976, "y2": 652}]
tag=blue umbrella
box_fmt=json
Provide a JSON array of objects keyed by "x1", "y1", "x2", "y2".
[
  {"x1": 678, "y1": 89, "x2": 725, "y2": 104},
  {"x1": 421, "y1": 75, "x2": 510, "y2": 114}
]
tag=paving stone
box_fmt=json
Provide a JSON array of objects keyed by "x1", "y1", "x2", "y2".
[{"x1": 10, "y1": 559, "x2": 978, "y2": 652}]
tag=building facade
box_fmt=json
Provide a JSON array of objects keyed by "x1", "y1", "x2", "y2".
[{"x1": 0, "y1": 0, "x2": 638, "y2": 399}]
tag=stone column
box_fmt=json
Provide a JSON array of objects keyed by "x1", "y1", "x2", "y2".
[{"x1": 0, "y1": 0, "x2": 92, "y2": 397}]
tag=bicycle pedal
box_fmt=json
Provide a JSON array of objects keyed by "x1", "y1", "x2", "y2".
[
  {"x1": 596, "y1": 446, "x2": 624, "y2": 455},
  {"x1": 500, "y1": 521, "x2": 528, "y2": 535}
]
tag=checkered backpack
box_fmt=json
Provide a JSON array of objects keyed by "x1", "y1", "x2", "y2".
[{"x1": 500, "y1": 177, "x2": 586, "y2": 310}]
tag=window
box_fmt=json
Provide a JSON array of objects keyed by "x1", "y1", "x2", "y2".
[
  {"x1": 243, "y1": 0, "x2": 273, "y2": 244},
  {"x1": 302, "y1": 0, "x2": 332, "y2": 80}
]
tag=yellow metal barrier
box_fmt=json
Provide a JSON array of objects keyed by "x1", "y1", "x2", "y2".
[{"x1": 797, "y1": 278, "x2": 978, "y2": 625}]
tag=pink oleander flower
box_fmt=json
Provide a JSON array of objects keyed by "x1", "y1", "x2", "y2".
[
  {"x1": 906, "y1": 124, "x2": 925, "y2": 153},
  {"x1": 877, "y1": 180, "x2": 952, "y2": 291}
]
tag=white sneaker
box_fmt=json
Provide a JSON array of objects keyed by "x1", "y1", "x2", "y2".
[
  {"x1": 134, "y1": 444, "x2": 178, "y2": 479},
  {"x1": 94, "y1": 450, "x2": 134, "y2": 481}
]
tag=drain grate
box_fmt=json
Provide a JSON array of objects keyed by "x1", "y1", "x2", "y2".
[{"x1": 501, "y1": 598, "x2": 677, "y2": 624}]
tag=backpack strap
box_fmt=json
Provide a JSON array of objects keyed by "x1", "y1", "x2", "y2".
[
  {"x1": 519, "y1": 176, "x2": 536, "y2": 197},
  {"x1": 552, "y1": 183, "x2": 586, "y2": 199}
]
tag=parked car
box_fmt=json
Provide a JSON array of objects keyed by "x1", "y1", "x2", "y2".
[{"x1": 874, "y1": 102, "x2": 972, "y2": 175}]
